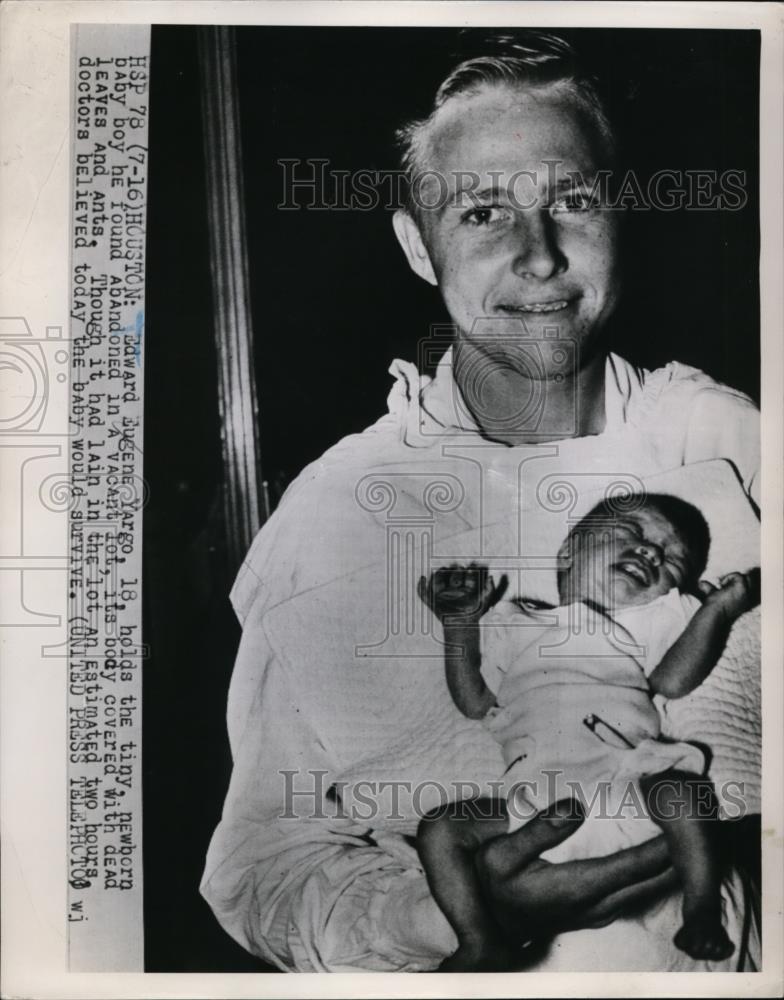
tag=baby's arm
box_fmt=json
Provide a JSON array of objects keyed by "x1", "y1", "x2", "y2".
[
  {"x1": 648, "y1": 570, "x2": 759, "y2": 700},
  {"x1": 418, "y1": 565, "x2": 507, "y2": 720}
]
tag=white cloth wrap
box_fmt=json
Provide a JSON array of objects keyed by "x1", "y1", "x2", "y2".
[{"x1": 334, "y1": 597, "x2": 761, "y2": 842}]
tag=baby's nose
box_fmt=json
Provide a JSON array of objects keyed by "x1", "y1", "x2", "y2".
[{"x1": 635, "y1": 542, "x2": 663, "y2": 566}]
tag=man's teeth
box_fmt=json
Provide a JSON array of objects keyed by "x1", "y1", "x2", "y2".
[{"x1": 506, "y1": 300, "x2": 569, "y2": 314}]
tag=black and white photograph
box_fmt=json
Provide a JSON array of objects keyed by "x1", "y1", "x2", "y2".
[
  {"x1": 1, "y1": 2, "x2": 783, "y2": 996},
  {"x1": 147, "y1": 20, "x2": 765, "y2": 975}
]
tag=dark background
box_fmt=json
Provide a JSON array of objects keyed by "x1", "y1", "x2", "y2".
[{"x1": 143, "y1": 25, "x2": 760, "y2": 971}]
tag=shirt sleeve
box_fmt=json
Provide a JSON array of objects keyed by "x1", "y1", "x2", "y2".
[
  {"x1": 200, "y1": 601, "x2": 456, "y2": 971},
  {"x1": 682, "y1": 385, "x2": 760, "y2": 509},
  {"x1": 641, "y1": 366, "x2": 761, "y2": 510}
]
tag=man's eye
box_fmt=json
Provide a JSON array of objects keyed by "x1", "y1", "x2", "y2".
[
  {"x1": 461, "y1": 206, "x2": 510, "y2": 227},
  {"x1": 550, "y1": 190, "x2": 597, "y2": 215}
]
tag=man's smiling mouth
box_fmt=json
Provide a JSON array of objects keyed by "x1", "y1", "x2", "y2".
[{"x1": 497, "y1": 299, "x2": 573, "y2": 314}]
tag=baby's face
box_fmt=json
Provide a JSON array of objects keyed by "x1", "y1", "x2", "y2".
[{"x1": 563, "y1": 506, "x2": 695, "y2": 611}]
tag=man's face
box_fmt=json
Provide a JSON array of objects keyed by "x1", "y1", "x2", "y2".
[
  {"x1": 396, "y1": 84, "x2": 620, "y2": 375},
  {"x1": 562, "y1": 506, "x2": 695, "y2": 611}
]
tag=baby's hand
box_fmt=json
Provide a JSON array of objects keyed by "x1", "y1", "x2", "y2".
[
  {"x1": 418, "y1": 563, "x2": 508, "y2": 623},
  {"x1": 698, "y1": 569, "x2": 760, "y2": 622}
]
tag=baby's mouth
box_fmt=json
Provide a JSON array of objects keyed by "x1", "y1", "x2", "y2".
[{"x1": 612, "y1": 558, "x2": 652, "y2": 587}]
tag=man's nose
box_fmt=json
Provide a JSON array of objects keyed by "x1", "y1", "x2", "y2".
[{"x1": 511, "y1": 211, "x2": 566, "y2": 280}]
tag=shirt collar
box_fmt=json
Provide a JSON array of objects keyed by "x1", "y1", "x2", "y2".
[
  {"x1": 417, "y1": 346, "x2": 641, "y2": 439},
  {"x1": 418, "y1": 346, "x2": 480, "y2": 434}
]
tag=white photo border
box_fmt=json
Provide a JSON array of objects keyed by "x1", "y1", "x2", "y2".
[{"x1": 0, "y1": 2, "x2": 781, "y2": 997}]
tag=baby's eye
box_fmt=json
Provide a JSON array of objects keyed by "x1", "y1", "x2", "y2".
[
  {"x1": 461, "y1": 205, "x2": 511, "y2": 227},
  {"x1": 665, "y1": 559, "x2": 686, "y2": 583}
]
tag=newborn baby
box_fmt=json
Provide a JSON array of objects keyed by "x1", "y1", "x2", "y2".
[{"x1": 417, "y1": 493, "x2": 758, "y2": 971}]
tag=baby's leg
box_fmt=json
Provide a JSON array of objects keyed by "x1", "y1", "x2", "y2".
[
  {"x1": 640, "y1": 769, "x2": 734, "y2": 961},
  {"x1": 418, "y1": 796, "x2": 518, "y2": 970}
]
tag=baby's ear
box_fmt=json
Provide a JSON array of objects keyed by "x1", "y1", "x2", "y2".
[{"x1": 555, "y1": 538, "x2": 573, "y2": 568}]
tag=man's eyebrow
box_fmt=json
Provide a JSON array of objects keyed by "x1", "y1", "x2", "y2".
[
  {"x1": 452, "y1": 184, "x2": 504, "y2": 203},
  {"x1": 472, "y1": 186, "x2": 501, "y2": 200},
  {"x1": 446, "y1": 172, "x2": 604, "y2": 210},
  {"x1": 551, "y1": 172, "x2": 600, "y2": 192}
]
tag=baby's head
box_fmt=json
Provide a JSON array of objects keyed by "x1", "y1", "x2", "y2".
[{"x1": 557, "y1": 493, "x2": 710, "y2": 611}]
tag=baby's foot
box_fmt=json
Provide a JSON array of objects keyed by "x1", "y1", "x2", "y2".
[
  {"x1": 674, "y1": 909, "x2": 734, "y2": 962},
  {"x1": 437, "y1": 940, "x2": 519, "y2": 972}
]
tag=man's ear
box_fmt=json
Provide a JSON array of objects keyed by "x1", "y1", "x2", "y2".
[{"x1": 392, "y1": 209, "x2": 438, "y2": 286}]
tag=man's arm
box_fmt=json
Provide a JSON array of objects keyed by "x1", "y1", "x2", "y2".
[
  {"x1": 202, "y1": 645, "x2": 457, "y2": 971},
  {"x1": 682, "y1": 383, "x2": 760, "y2": 510},
  {"x1": 648, "y1": 571, "x2": 759, "y2": 699}
]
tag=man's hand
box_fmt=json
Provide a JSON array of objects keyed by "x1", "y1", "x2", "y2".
[
  {"x1": 418, "y1": 563, "x2": 508, "y2": 624},
  {"x1": 473, "y1": 799, "x2": 678, "y2": 950},
  {"x1": 698, "y1": 568, "x2": 760, "y2": 623}
]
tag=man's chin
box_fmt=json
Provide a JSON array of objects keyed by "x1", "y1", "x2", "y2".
[
  {"x1": 456, "y1": 313, "x2": 599, "y2": 354},
  {"x1": 462, "y1": 312, "x2": 578, "y2": 338},
  {"x1": 455, "y1": 340, "x2": 580, "y2": 385}
]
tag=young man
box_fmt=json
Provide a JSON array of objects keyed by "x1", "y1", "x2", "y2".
[{"x1": 202, "y1": 32, "x2": 759, "y2": 971}]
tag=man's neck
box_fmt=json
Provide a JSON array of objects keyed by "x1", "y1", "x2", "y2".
[{"x1": 453, "y1": 342, "x2": 607, "y2": 445}]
